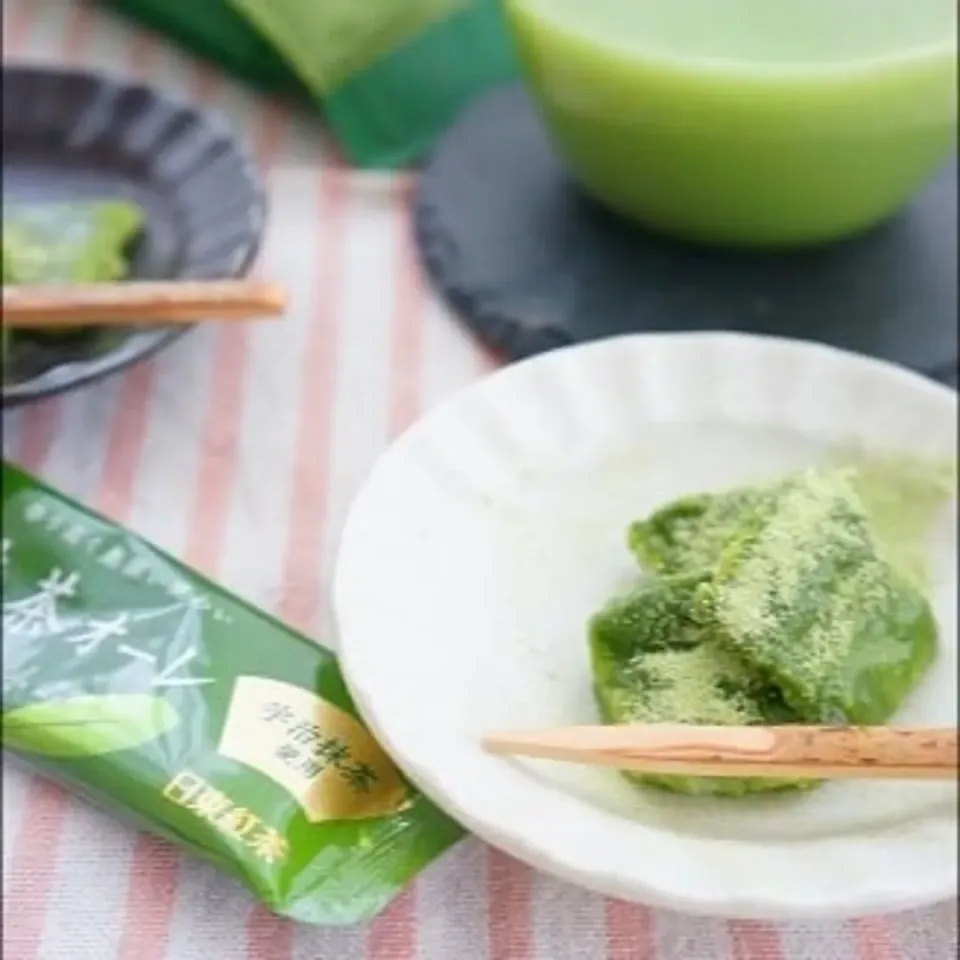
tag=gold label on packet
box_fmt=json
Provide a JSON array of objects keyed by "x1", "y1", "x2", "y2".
[{"x1": 218, "y1": 677, "x2": 410, "y2": 822}]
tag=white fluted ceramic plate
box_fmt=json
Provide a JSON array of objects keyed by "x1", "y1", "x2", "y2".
[{"x1": 334, "y1": 333, "x2": 958, "y2": 919}]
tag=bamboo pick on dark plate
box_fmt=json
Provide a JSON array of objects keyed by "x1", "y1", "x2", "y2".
[
  {"x1": 2, "y1": 279, "x2": 286, "y2": 328},
  {"x1": 482, "y1": 724, "x2": 959, "y2": 781}
]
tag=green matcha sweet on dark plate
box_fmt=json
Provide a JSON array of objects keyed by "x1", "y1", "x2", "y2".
[
  {"x1": 2, "y1": 200, "x2": 143, "y2": 287},
  {"x1": 2, "y1": 200, "x2": 144, "y2": 385},
  {"x1": 1, "y1": 462, "x2": 463, "y2": 925}
]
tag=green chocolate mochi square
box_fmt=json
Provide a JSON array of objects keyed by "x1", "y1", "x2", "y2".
[
  {"x1": 627, "y1": 486, "x2": 761, "y2": 576},
  {"x1": 3, "y1": 200, "x2": 143, "y2": 288},
  {"x1": 589, "y1": 576, "x2": 816, "y2": 797},
  {"x1": 696, "y1": 468, "x2": 937, "y2": 725}
]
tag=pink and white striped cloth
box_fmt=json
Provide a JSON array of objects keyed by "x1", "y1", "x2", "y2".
[{"x1": 2, "y1": 3, "x2": 956, "y2": 958}]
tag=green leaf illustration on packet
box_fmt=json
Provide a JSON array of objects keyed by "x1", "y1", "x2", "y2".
[
  {"x1": 1, "y1": 462, "x2": 463, "y2": 926},
  {"x1": 3, "y1": 695, "x2": 180, "y2": 758}
]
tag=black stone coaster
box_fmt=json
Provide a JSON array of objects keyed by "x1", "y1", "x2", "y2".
[{"x1": 415, "y1": 85, "x2": 958, "y2": 387}]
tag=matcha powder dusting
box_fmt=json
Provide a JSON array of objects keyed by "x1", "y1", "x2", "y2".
[
  {"x1": 592, "y1": 451, "x2": 954, "y2": 797},
  {"x1": 843, "y1": 453, "x2": 957, "y2": 588}
]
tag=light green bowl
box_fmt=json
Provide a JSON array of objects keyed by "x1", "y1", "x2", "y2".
[{"x1": 504, "y1": 0, "x2": 958, "y2": 248}]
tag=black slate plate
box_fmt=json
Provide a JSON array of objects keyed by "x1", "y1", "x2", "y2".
[
  {"x1": 2, "y1": 64, "x2": 266, "y2": 405},
  {"x1": 415, "y1": 86, "x2": 958, "y2": 387}
]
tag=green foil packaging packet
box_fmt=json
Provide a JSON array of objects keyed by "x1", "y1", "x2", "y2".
[
  {"x1": 1, "y1": 462, "x2": 463, "y2": 925},
  {"x1": 105, "y1": 0, "x2": 518, "y2": 168},
  {"x1": 101, "y1": 0, "x2": 305, "y2": 101},
  {"x1": 228, "y1": 0, "x2": 517, "y2": 167}
]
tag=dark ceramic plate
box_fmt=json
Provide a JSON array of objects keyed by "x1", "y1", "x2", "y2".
[
  {"x1": 2, "y1": 64, "x2": 267, "y2": 405},
  {"x1": 415, "y1": 86, "x2": 958, "y2": 387}
]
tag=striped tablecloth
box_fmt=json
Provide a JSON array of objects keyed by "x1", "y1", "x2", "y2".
[{"x1": 2, "y1": 3, "x2": 957, "y2": 958}]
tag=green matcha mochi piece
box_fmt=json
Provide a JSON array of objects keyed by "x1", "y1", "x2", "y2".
[
  {"x1": 3, "y1": 201, "x2": 144, "y2": 358},
  {"x1": 3, "y1": 200, "x2": 143, "y2": 289},
  {"x1": 629, "y1": 457, "x2": 956, "y2": 585},
  {"x1": 695, "y1": 468, "x2": 938, "y2": 725},
  {"x1": 627, "y1": 487, "x2": 761, "y2": 577},
  {"x1": 589, "y1": 576, "x2": 816, "y2": 797}
]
